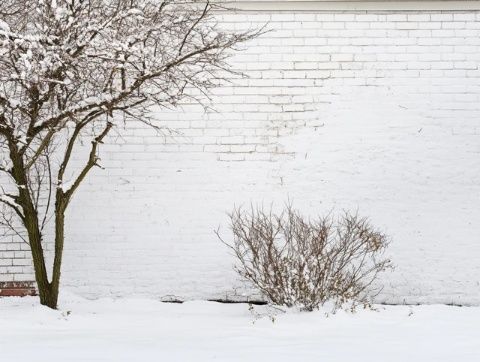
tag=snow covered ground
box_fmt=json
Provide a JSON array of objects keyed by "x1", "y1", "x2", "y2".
[{"x1": 0, "y1": 294, "x2": 479, "y2": 362}]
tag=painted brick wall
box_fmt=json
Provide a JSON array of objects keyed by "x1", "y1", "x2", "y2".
[{"x1": 1, "y1": 9, "x2": 480, "y2": 305}]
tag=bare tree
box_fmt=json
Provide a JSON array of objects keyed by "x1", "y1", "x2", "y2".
[
  {"x1": 218, "y1": 205, "x2": 393, "y2": 312},
  {"x1": 0, "y1": 0, "x2": 259, "y2": 309}
]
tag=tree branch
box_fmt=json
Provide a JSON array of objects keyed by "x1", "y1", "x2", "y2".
[{"x1": 62, "y1": 121, "x2": 113, "y2": 201}]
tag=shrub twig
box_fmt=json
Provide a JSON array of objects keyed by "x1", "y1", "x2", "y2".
[{"x1": 217, "y1": 204, "x2": 393, "y2": 312}]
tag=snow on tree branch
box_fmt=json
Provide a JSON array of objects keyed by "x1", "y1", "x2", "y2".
[
  {"x1": 0, "y1": 0, "x2": 259, "y2": 153},
  {"x1": 0, "y1": 0, "x2": 261, "y2": 308}
]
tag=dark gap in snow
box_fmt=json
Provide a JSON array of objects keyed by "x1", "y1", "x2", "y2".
[
  {"x1": 446, "y1": 303, "x2": 465, "y2": 308},
  {"x1": 380, "y1": 302, "x2": 465, "y2": 308},
  {"x1": 160, "y1": 298, "x2": 268, "y2": 305},
  {"x1": 208, "y1": 299, "x2": 268, "y2": 306}
]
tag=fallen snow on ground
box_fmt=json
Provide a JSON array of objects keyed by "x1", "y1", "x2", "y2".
[{"x1": 0, "y1": 293, "x2": 478, "y2": 362}]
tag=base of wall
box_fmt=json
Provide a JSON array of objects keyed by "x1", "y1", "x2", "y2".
[{"x1": 0, "y1": 282, "x2": 36, "y2": 297}]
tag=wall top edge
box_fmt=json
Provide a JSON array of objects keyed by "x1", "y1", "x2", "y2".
[{"x1": 222, "y1": 1, "x2": 480, "y2": 11}]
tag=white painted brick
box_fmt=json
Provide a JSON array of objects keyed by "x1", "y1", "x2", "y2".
[
  {"x1": 2, "y1": 8, "x2": 480, "y2": 307},
  {"x1": 442, "y1": 22, "x2": 467, "y2": 29},
  {"x1": 354, "y1": 14, "x2": 379, "y2": 22},
  {"x1": 418, "y1": 21, "x2": 442, "y2": 29},
  {"x1": 217, "y1": 153, "x2": 245, "y2": 162},
  {"x1": 396, "y1": 22, "x2": 419, "y2": 30},
  {"x1": 431, "y1": 14, "x2": 454, "y2": 21},
  {"x1": 334, "y1": 14, "x2": 355, "y2": 22},
  {"x1": 386, "y1": 14, "x2": 408, "y2": 21},
  {"x1": 322, "y1": 22, "x2": 345, "y2": 30},
  {"x1": 203, "y1": 145, "x2": 230, "y2": 153},
  {"x1": 332, "y1": 54, "x2": 354, "y2": 62},
  {"x1": 230, "y1": 145, "x2": 256, "y2": 153},
  {"x1": 294, "y1": 14, "x2": 316, "y2": 22},
  {"x1": 315, "y1": 14, "x2": 335, "y2": 22},
  {"x1": 454, "y1": 61, "x2": 478, "y2": 69},
  {"x1": 346, "y1": 21, "x2": 371, "y2": 30},
  {"x1": 408, "y1": 14, "x2": 431, "y2": 22}
]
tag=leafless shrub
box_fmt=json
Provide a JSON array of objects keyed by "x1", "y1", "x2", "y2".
[{"x1": 218, "y1": 205, "x2": 393, "y2": 312}]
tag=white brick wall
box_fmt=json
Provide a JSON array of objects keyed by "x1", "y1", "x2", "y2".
[{"x1": 2, "y1": 8, "x2": 480, "y2": 305}]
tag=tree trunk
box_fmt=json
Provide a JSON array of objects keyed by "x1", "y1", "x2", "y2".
[
  {"x1": 23, "y1": 209, "x2": 57, "y2": 308},
  {"x1": 50, "y1": 200, "x2": 66, "y2": 309},
  {"x1": 23, "y1": 198, "x2": 66, "y2": 310},
  {"x1": 8, "y1": 148, "x2": 60, "y2": 308},
  {"x1": 38, "y1": 284, "x2": 58, "y2": 309}
]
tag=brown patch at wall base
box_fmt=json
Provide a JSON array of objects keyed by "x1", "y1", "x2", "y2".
[{"x1": 0, "y1": 281, "x2": 36, "y2": 297}]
